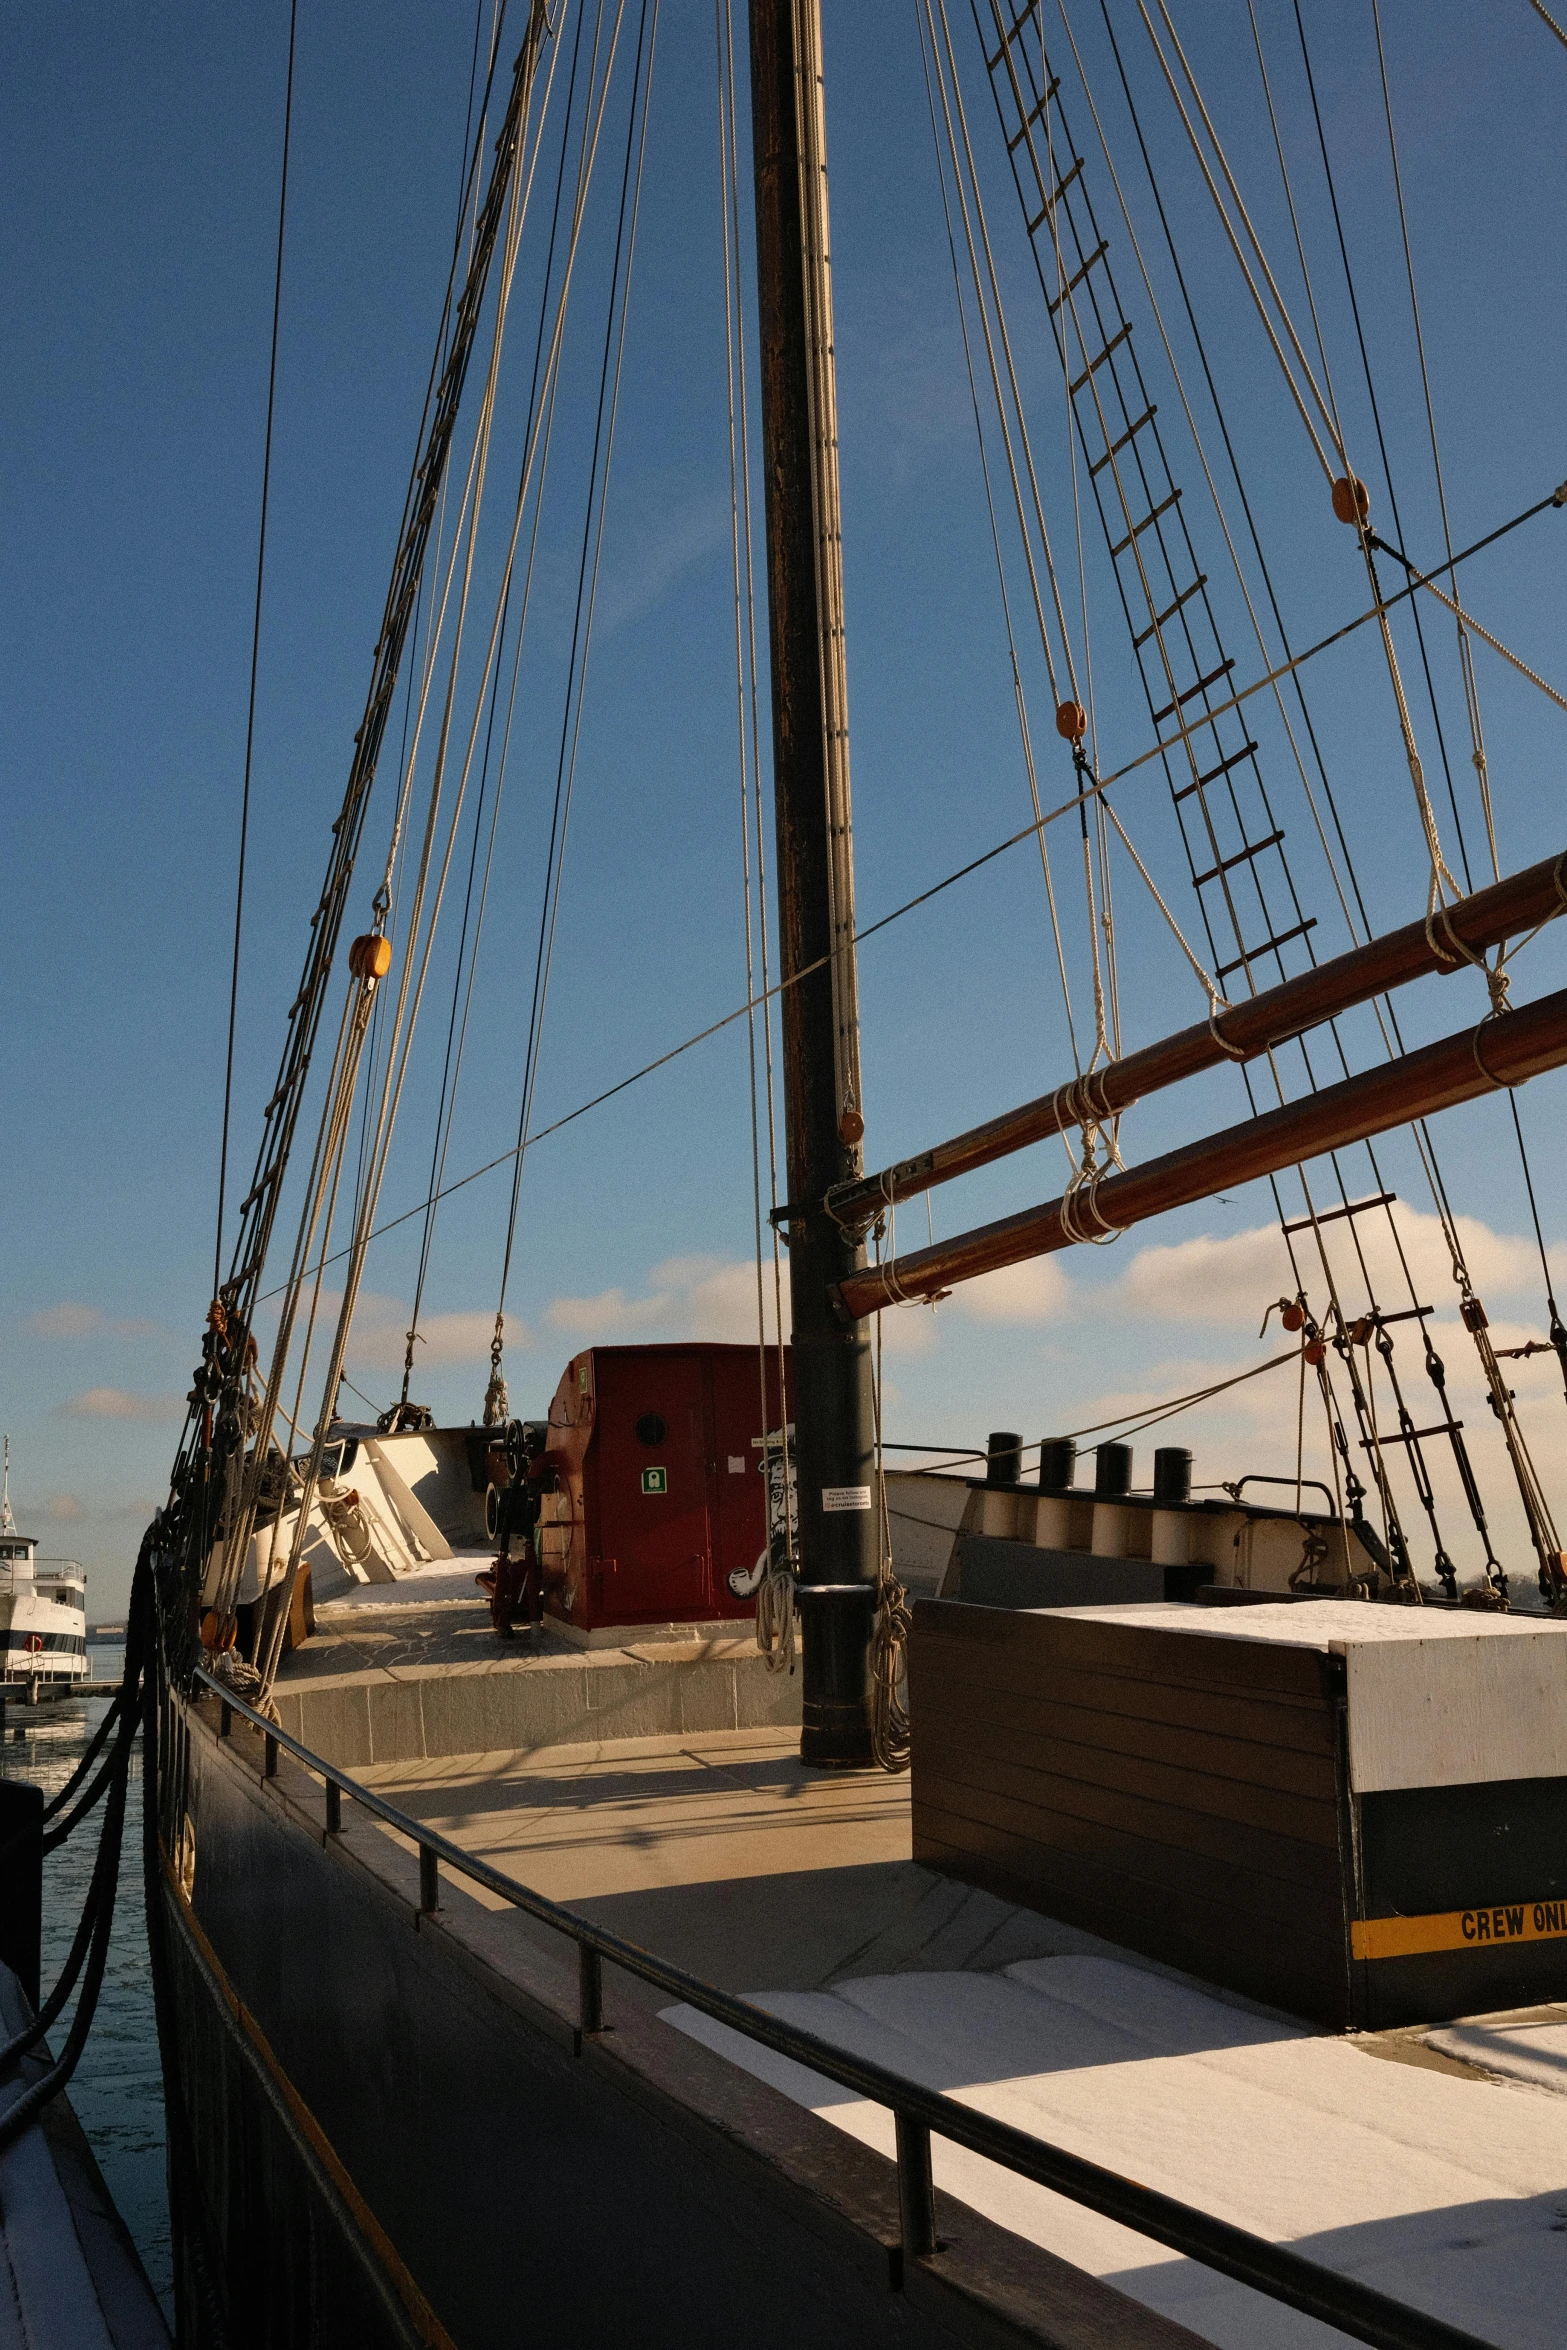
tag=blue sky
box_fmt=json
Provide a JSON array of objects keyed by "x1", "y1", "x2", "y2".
[{"x1": 5, "y1": 0, "x2": 1567, "y2": 1617}]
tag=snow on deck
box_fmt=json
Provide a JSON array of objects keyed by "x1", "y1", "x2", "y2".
[{"x1": 664, "y1": 1955, "x2": 1567, "y2": 2348}]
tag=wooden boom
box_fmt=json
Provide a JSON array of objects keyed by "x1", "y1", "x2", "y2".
[
  {"x1": 835, "y1": 984, "x2": 1567, "y2": 1321},
  {"x1": 825, "y1": 849, "x2": 1567, "y2": 1232}
]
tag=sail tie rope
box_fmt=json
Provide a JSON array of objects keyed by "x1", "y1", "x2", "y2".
[{"x1": 1057, "y1": 1121, "x2": 1126, "y2": 1247}]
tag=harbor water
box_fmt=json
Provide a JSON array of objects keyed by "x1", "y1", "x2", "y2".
[{"x1": 1, "y1": 1646, "x2": 173, "y2": 2317}]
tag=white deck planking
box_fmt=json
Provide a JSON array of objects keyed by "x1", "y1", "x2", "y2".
[{"x1": 665, "y1": 1955, "x2": 1567, "y2": 2349}]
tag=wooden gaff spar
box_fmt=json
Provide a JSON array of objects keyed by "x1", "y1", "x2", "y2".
[
  {"x1": 836, "y1": 983, "x2": 1567, "y2": 1321},
  {"x1": 822, "y1": 848, "x2": 1567, "y2": 1234}
]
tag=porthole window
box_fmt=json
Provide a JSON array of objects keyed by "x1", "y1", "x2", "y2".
[{"x1": 634, "y1": 1413, "x2": 666, "y2": 1447}]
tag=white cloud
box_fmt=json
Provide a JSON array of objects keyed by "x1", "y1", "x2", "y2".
[
  {"x1": 28, "y1": 1303, "x2": 100, "y2": 1338},
  {"x1": 546, "y1": 1285, "x2": 673, "y2": 1339},
  {"x1": 1116, "y1": 1226, "x2": 1292, "y2": 1327},
  {"x1": 547, "y1": 1255, "x2": 790, "y2": 1348},
  {"x1": 1111, "y1": 1206, "x2": 1546, "y2": 1332},
  {"x1": 594, "y1": 491, "x2": 729, "y2": 636},
  {"x1": 25, "y1": 1302, "x2": 159, "y2": 1340},
  {"x1": 945, "y1": 1257, "x2": 1070, "y2": 1325},
  {"x1": 43, "y1": 1494, "x2": 85, "y2": 1521},
  {"x1": 873, "y1": 1304, "x2": 939, "y2": 1358},
  {"x1": 545, "y1": 1254, "x2": 940, "y2": 1359},
  {"x1": 61, "y1": 1388, "x2": 180, "y2": 1421},
  {"x1": 354, "y1": 1308, "x2": 510, "y2": 1373},
  {"x1": 288, "y1": 1290, "x2": 522, "y2": 1378}
]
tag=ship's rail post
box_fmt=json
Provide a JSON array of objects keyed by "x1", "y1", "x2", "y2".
[
  {"x1": 264, "y1": 1732, "x2": 278, "y2": 1779},
  {"x1": 894, "y1": 2113, "x2": 936, "y2": 2266},
  {"x1": 578, "y1": 1944, "x2": 604, "y2": 2046},
  {"x1": 325, "y1": 1780, "x2": 341, "y2": 1834},
  {"x1": 190, "y1": 1666, "x2": 1497, "y2": 2350}
]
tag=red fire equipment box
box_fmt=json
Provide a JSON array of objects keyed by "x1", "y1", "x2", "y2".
[{"x1": 539, "y1": 1344, "x2": 794, "y2": 1633}]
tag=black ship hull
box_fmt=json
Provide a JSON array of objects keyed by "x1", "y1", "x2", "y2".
[{"x1": 158, "y1": 1685, "x2": 1195, "y2": 2350}]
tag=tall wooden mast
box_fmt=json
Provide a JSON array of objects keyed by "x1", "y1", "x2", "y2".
[{"x1": 749, "y1": 0, "x2": 876, "y2": 1766}]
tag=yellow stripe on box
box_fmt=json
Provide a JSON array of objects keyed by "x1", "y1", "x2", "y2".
[{"x1": 1353, "y1": 1897, "x2": 1567, "y2": 1962}]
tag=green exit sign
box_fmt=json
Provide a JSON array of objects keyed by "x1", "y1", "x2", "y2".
[{"x1": 641, "y1": 1467, "x2": 668, "y2": 1496}]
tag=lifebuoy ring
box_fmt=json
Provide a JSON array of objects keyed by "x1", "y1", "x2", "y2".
[{"x1": 23, "y1": 1633, "x2": 44, "y2": 1655}]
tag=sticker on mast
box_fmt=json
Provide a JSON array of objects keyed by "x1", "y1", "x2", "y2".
[{"x1": 821, "y1": 1486, "x2": 872, "y2": 1513}]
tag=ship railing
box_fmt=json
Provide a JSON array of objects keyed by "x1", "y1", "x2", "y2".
[{"x1": 193, "y1": 1666, "x2": 1486, "y2": 2350}]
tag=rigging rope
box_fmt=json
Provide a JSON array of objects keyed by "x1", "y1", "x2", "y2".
[
  {"x1": 716, "y1": 0, "x2": 796, "y2": 1671},
  {"x1": 1289, "y1": 1, "x2": 1477, "y2": 907},
  {"x1": 218, "y1": 7, "x2": 565, "y2": 1634},
  {"x1": 935, "y1": 0, "x2": 1138, "y2": 1063},
  {"x1": 215, "y1": 0, "x2": 298, "y2": 1296},
  {"x1": 915, "y1": 0, "x2": 1084, "y2": 1074},
  {"x1": 1132, "y1": 0, "x2": 1337, "y2": 482},
  {"x1": 257, "y1": 473, "x2": 1567, "y2": 1318},
  {"x1": 899, "y1": 1343, "x2": 1307, "y2": 1476},
  {"x1": 402, "y1": 0, "x2": 598, "y2": 1410},
  {"x1": 725, "y1": 0, "x2": 792, "y2": 1580},
  {"x1": 487, "y1": 0, "x2": 636, "y2": 1402},
  {"x1": 1073, "y1": 0, "x2": 1543, "y2": 1594},
  {"x1": 488, "y1": 0, "x2": 658, "y2": 1413},
  {"x1": 257, "y1": 0, "x2": 643, "y2": 1693},
  {"x1": 1138, "y1": 0, "x2": 1464, "y2": 947},
  {"x1": 1283, "y1": 0, "x2": 1565, "y2": 1587},
  {"x1": 994, "y1": 4, "x2": 1545, "y2": 1592},
  {"x1": 1008, "y1": 5, "x2": 1420, "y2": 1526},
  {"x1": 191, "y1": 7, "x2": 547, "y2": 1644},
  {"x1": 1368, "y1": 0, "x2": 1498, "y2": 886}
]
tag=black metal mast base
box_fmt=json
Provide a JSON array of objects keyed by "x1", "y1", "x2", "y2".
[{"x1": 796, "y1": 1584, "x2": 876, "y2": 1768}]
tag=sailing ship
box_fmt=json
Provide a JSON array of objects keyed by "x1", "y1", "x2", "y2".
[
  {"x1": 90, "y1": 0, "x2": 1567, "y2": 2341},
  {"x1": 0, "y1": 1441, "x2": 89, "y2": 1702}
]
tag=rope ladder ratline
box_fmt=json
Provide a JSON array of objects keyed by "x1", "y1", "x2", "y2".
[
  {"x1": 975, "y1": 1, "x2": 1567, "y2": 1597},
  {"x1": 958, "y1": 0, "x2": 1567, "y2": 1597},
  {"x1": 983, "y1": 0, "x2": 1427, "y2": 1575}
]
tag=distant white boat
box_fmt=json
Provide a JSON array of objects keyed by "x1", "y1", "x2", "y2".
[{"x1": 0, "y1": 1436, "x2": 89, "y2": 1696}]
